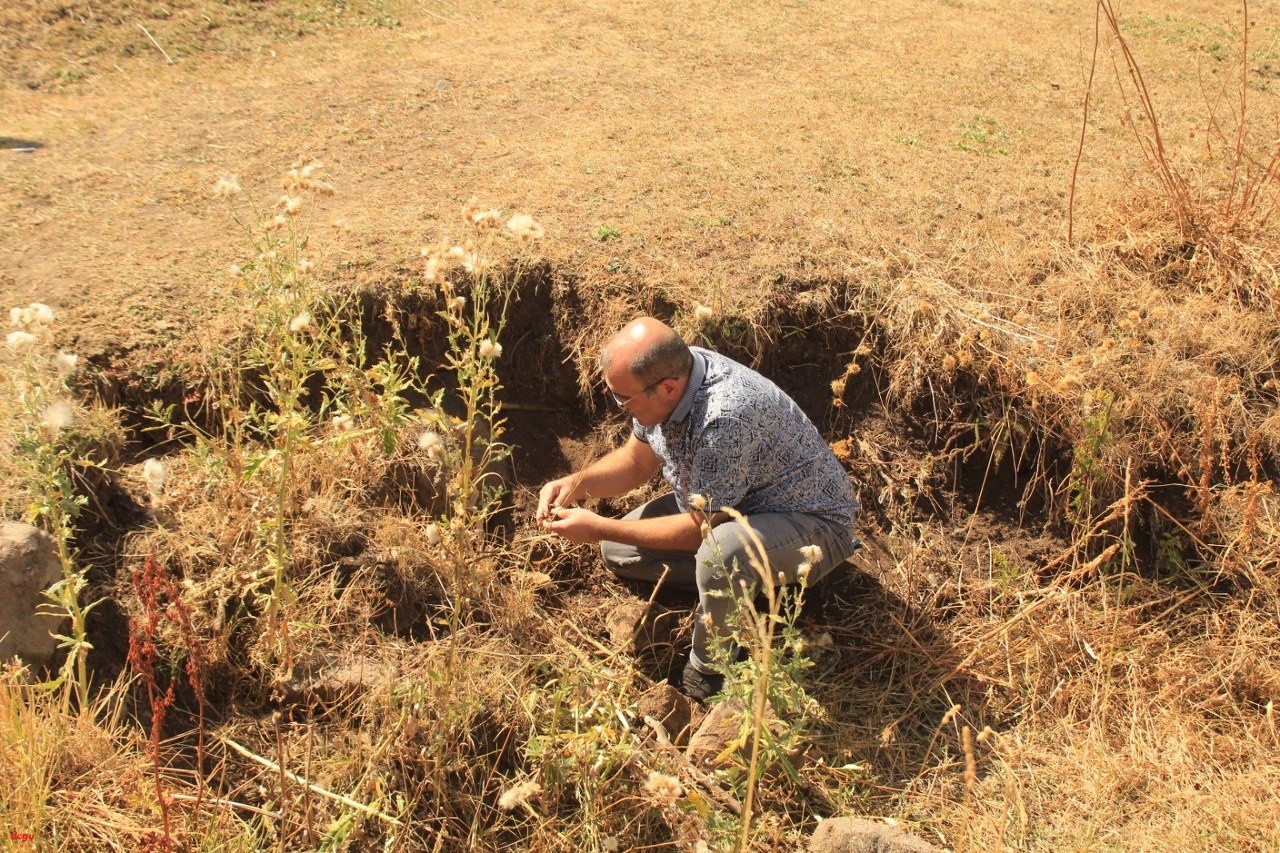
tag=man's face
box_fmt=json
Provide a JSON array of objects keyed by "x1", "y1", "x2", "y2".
[{"x1": 605, "y1": 370, "x2": 679, "y2": 427}]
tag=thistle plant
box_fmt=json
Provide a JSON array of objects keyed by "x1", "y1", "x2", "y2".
[
  {"x1": 208, "y1": 163, "x2": 362, "y2": 679},
  {"x1": 693, "y1": 504, "x2": 822, "y2": 852},
  {"x1": 417, "y1": 201, "x2": 542, "y2": 636},
  {"x1": 2, "y1": 303, "x2": 106, "y2": 711}
]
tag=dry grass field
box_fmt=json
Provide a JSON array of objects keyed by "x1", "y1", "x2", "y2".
[{"x1": 2, "y1": 0, "x2": 1279, "y2": 850}]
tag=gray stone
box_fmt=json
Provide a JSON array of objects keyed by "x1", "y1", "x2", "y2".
[
  {"x1": 0, "y1": 522, "x2": 64, "y2": 670},
  {"x1": 809, "y1": 817, "x2": 939, "y2": 853}
]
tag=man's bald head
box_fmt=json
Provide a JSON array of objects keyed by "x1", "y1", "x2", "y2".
[{"x1": 601, "y1": 317, "x2": 693, "y2": 386}]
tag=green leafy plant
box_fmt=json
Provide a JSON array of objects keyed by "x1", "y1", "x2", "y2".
[{"x1": 3, "y1": 304, "x2": 112, "y2": 712}]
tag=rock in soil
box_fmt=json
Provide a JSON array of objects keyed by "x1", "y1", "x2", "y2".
[
  {"x1": 809, "y1": 816, "x2": 939, "y2": 853},
  {"x1": 0, "y1": 521, "x2": 64, "y2": 671},
  {"x1": 605, "y1": 600, "x2": 679, "y2": 656},
  {"x1": 636, "y1": 680, "x2": 692, "y2": 743}
]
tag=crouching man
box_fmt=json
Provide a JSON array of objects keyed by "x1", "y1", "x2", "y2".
[{"x1": 535, "y1": 316, "x2": 859, "y2": 700}]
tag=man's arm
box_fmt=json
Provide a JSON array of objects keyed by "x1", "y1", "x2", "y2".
[{"x1": 535, "y1": 434, "x2": 662, "y2": 523}]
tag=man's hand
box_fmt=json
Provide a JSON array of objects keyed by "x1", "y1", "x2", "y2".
[
  {"x1": 544, "y1": 506, "x2": 605, "y2": 544},
  {"x1": 536, "y1": 476, "x2": 578, "y2": 526}
]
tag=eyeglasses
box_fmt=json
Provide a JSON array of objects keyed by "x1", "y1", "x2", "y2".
[{"x1": 610, "y1": 377, "x2": 675, "y2": 407}]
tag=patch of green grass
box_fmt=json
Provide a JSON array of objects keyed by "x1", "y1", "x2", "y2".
[{"x1": 955, "y1": 116, "x2": 1011, "y2": 157}]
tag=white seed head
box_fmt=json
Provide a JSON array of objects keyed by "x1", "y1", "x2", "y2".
[
  {"x1": 28, "y1": 303, "x2": 54, "y2": 326},
  {"x1": 6, "y1": 330, "x2": 35, "y2": 351},
  {"x1": 288, "y1": 312, "x2": 313, "y2": 333},
  {"x1": 446, "y1": 295, "x2": 466, "y2": 312},
  {"x1": 42, "y1": 400, "x2": 74, "y2": 432},
  {"x1": 601, "y1": 838, "x2": 619, "y2": 853},
  {"x1": 297, "y1": 258, "x2": 315, "y2": 275},
  {"x1": 497, "y1": 779, "x2": 542, "y2": 811},
  {"x1": 9, "y1": 306, "x2": 24, "y2": 327},
  {"x1": 797, "y1": 562, "x2": 812, "y2": 581},
  {"x1": 280, "y1": 194, "x2": 303, "y2": 216},
  {"x1": 142, "y1": 458, "x2": 166, "y2": 500},
  {"x1": 212, "y1": 176, "x2": 242, "y2": 197},
  {"x1": 54, "y1": 352, "x2": 79, "y2": 377},
  {"x1": 506, "y1": 213, "x2": 545, "y2": 240},
  {"x1": 642, "y1": 771, "x2": 683, "y2": 801},
  {"x1": 478, "y1": 339, "x2": 502, "y2": 359},
  {"x1": 694, "y1": 303, "x2": 715, "y2": 323},
  {"x1": 799, "y1": 544, "x2": 824, "y2": 565},
  {"x1": 331, "y1": 413, "x2": 354, "y2": 431},
  {"x1": 689, "y1": 493, "x2": 708, "y2": 511},
  {"x1": 424, "y1": 523, "x2": 442, "y2": 545}
]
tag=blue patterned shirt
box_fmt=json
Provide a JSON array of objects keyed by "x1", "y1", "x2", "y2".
[{"x1": 633, "y1": 348, "x2": 859, "y2": 527}]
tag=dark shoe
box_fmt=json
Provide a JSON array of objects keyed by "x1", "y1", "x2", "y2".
[{"x1": 680, "y1": 661, "x2": 725, "y2": 703}]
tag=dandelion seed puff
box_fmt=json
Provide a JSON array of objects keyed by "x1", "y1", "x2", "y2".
[
  {"x1": 281, "y1": 194, "x2": 303, "y2": 216},
  {"x1": 447, "y1": 295, "x2": 466, "y2": 312},
  {"x1": 497, "y1": 779, "x2": 542, "y2": 811},
  {"x1": 6, "y1": 330, "x2": 35, "y2": 351},
  {"x1": 289, "y1": 312, "x2": 313, "y2": 333},
  {"x1": 9, "y1": 306, "x2": 23, "y2": 327},
  {"x1": 42, "y1": 400, "x2": 74, "y2": 432},
  {"x1": 643, "y1": 771, "x2": 682, "y2": 801},
  {"x1": 799, "y1": 544, "x2": 823, "y2": 565},
  {"x1": 447, "y1": 245, "x2": 467, "y2": 261},
  {"x1": 142, "y1": 458, "x2": 166, "y2": 501},
  {"x1": 332, "y1": 413, "x2": 355, "y2": 431},
  {"x1": 689, "y1": 493, "x2": 708, "y2": 511},
  {"x1": 694, "y1": 304, "x2": 715, "y2": 323},
  {"x1": 28, "y1": 303, "x2": 55, "y2": 326},
  {"x1": 506, "y1": 213, "x2": 544, "y2": 240},
  {"x1": 212, "y1": 176, "x2": 242, "y2": 197},
  {"x1": 54, "y1": 352, "x2": 79, "y2": 377},
  {"x1": 301, "y1": 162, "x2": 323, "y2": 178},
  {"x1": 424, "y1": 523, "x2": 442, "y2": 546},
  {"x1": 797, "y1": 562, "x2": 812, "y2": 581},
  {"x1": 310, "y1": 180, "x2": 335, "y2": 195},
  {"x1": 462, "y1": 252, "x2": 477, "y2": 274},
  {"x1": 478, "y1": 339, "x2": 502, "y2": 359},
  {"x1": 266, "y1": 213, "x2": 288, "y2": 232}
]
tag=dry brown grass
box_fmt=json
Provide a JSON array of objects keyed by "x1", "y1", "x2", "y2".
[{"x1": 3, "y1": 0, "x2": 1280, "y2": 850}]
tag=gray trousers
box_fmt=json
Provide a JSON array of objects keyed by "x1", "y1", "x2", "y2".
[{"x1": 599, "y1": 493, "x2": 858, "y2": 671}]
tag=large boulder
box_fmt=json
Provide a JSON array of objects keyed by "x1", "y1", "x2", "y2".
[
  {"x1": 809, "y1": 817, "x2": 939, "y2": 853},
  {"x1": 0, "y1": 521, "x2": 64, "y2": 670}
]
